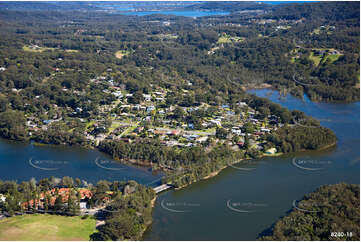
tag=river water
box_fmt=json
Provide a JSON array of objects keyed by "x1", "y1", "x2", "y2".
[
  {"x1": 143, "y1": 89, "x2": 360, "y2": 240},
  {"x1": 0, "y1": 89, "x2": 359, "y2": 240},
  {"x1": 0, "y1": 140, "x2": 162, "y2": 186}
]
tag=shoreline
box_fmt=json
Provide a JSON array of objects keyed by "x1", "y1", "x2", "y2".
[
  {"x1": 139, "y1": 195, "x2": 157, "y2": 240},
  {"x1": 2, "y1": 137, "x2": 337, "y2": 192},
  {"x1": 150, "y1": 196, "x2": 157, "y2": 208},
  {"x1": 202, "y1": 165, "x2": 227, "y2": 180},
  {"x1": 171, "y1": 143, "x2": 336, "y2": 191},
  {"x1": 246, "y1": 86, "x2": 359, "y2": 104}
]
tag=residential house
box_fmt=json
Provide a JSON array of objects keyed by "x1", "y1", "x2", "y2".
[
  {"x1": 146, "y1": 106, "x2": 155, "y2": 113},
  {"x1": 210, "y1": 119, "x2": 221, "y2": 126},
  {"x1": 231, "y1": 129, "x2": 243, "y2": 135},
  {"x1": 43, "y1": 120, "x2": 53, "y2": 125},
  {"x1": 170, "y1": 130, "x2": 181, "y2": 136},
  {"x1": 329, "y1": 50, "x2": 340, "y2": 55},
  {"x1": 238, "y1": 101, "x2": 247, "y2": 107},
  {"x1": 113, "y1": 91, "x2": 123, "y2": 99},
  {"x1": 265, "y1": 147, "x2": 277, "y2": 154},
  {"x1": 0, "y1": 194, "x2": 6, "y2": 203},
  {"x1": 196, "y1": 136, "x2": 208, "y2": 143},
  {"x1": 143, "y1": 94, "x2": 152, "y2": 101}
]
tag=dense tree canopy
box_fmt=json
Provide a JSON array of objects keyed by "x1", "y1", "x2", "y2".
[{"x1": 259, "y1": 183, "x2": 360, "y2": 241}]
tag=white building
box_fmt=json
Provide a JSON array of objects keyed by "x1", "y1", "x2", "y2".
[
  {"x1": 143, "y1": 94, "x2": 152, "y2": 101},
  {"x1": 210, "y1": 120, "x2": 221, "y2": 126},
  {"x1": 196, "y1": 136, "x2": 208, "y2": 143},
  {"x1": 80, "y1": 201, "x2": 88, "y2": 209},
  {"x1": 113, "y1": 91, "x2": 123, "y2": 98},
  {"x1": 231, "y1": 129, "x2": 243, "y2": 135},
  {"x1": 0, "y1": 194, "x2": 6, "y2": 203}
]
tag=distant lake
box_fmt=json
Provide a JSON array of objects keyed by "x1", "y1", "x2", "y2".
[
  {"x1": 119, "y1": 10, "x2": 230, "y2": 17},
  {"x1": 264, "y1": 1, "x2": 318, "y2": 4},
  {"x1": 93, "y1": 3, "x2": 229, "y2": 17}
]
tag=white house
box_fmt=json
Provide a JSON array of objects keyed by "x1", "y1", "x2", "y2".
[
  {"x1": 210, "y1": 120, "x2": 221, "y2": 126},
  {"x1": 196, "y1": 136, "x2": 208, "y2": 143},
  {"x1": 80, "y1": 201, "x2": 88, "y2": 209},
  {"x1": 231, "y1": 129, "x2": 243, "y2": 135},
  {"x1": 266, "y1": 147, "x2": 277, "y2": 154},
  {"x1": 147, "y1": 106, "x2": 155, "y2": 112},
  {"x1": 113, "y1": 91, "x2": 123, "y2": 98},
  {"x1": 143, "y1": 94, "x2": 152, "y2": 101},
  {"x1": 0, "y1": 194, "x2": 6, "y2": 203}
]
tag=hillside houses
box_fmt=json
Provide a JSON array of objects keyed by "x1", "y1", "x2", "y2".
[{"x1": 26, "y1": 73, "x2": 283, "y2": 155}]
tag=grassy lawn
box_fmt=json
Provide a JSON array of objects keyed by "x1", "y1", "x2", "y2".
[
  {"x1": 310, "y1": 28, "x2": 321, "y2": 35},
  {"x1": 320, "y1": 53, "x2": 342, "y2": 64},
  {"x1": 217, "y1": 36, "x2": 232, "y2": 44},
  {"x1": 217, "y1": 35, "x2": 245, "y2": 44},
  {"x1": 64, "y1": 49, "x2": 79, "y2": 53},
  {"x1": 23, "y1": 46, "x2": 79, "y2": 53},
  {"x1": 115, "y1": 50, "x2": 130, "y2": 59},
  {"x1": 0, "y1": 214, "x2": 96, "y2": 241},
  {"x1": 23, "y1": 45, "x2": 56, "y2": 53},
  {"x1": 309, "y1": 52, "x2": 322, "y2": 66},
  {"x1": 120, "y1": 123, "x2": 139, "y2": 137},
  {"x1": 307, "y1": 48, "x2": 342, "y2": 67},
  {"x1": 85, "y1": 120, "x2": 96, "y2": 130},
  {"x1": 108, "y1": 121, "x2": 123, "y2": 134}
]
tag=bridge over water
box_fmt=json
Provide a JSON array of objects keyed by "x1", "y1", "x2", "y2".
[{"x1": 153, "y1": 184, "x2": 173, "y2": 194}]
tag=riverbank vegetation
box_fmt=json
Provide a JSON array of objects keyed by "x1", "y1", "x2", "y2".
[
  {"x1": 259, "y1": 183, "x2": 360, "y2": 241},
  {"x1": 266, "y1": 126, "x2": 337, "y2": 152},
  {"x1": 90, "y1": 181, "x2": 155, "y2": 241}
]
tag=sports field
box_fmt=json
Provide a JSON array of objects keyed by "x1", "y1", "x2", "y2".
[{"x1": 0, "y1": 214, "x2": 96, "y2": 241}]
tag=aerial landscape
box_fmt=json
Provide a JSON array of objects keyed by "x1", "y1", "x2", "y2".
[{"x1": 0, "y1": 0, "x2": 359, "y2": 241}]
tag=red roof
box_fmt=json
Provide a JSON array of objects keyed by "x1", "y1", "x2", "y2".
[{"x1": 22, "y1": 188, "x2": 93, "y2": 209}]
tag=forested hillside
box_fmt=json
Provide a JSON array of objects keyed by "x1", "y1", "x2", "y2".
[{"x1": 259, "y1": 183, "x2": 360, "y2": 241}]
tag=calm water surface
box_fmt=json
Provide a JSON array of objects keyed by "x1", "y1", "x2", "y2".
[
  {"x1": 94, "y1": 3, "x2": 229, "y2": 17},
  {"x1": 143, "y1": 89, "x2": 360, "y2": 240},
  {"x1": 120, "y1": 10, "x2": 229, "y2": 17},
  {"x1": 0, "y1": 140, "x2": 162, "y2": 185}
]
